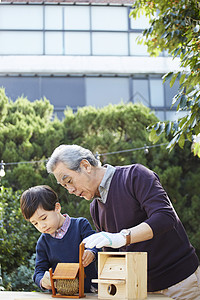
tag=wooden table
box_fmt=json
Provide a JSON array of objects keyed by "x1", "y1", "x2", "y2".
[{"x1": 0, "y1": 292, "x2": 172, "y2": 300}]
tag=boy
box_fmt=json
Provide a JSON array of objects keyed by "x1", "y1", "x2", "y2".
[{"x1": 20, "y1": 185, "x2": 98, "y2": 292}]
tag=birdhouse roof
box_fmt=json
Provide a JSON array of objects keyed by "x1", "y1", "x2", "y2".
[{"x1": 52, "y1": 263, "x2": 79, "y2": 280}]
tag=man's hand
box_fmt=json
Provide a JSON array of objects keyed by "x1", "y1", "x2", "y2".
[
  {"x1": 41, "y1": 271, "x2": 52, "y2": 290},
  {"x1": 82, "y1": 249, "x2": 95, "y2": 267},
  {"x1": 83, "y1": 232, "x2": 126, "y2": 249}
]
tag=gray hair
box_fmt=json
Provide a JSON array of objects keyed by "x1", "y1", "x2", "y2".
[{"x1": 46, "y1": 144, "x2": 101, "y2": 173}]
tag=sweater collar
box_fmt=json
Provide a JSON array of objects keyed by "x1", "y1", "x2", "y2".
[{"x1": 51, "y1": 213, "x2": 71, "y2": 239}]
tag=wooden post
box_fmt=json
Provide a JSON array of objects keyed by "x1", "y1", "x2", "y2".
[
  {"x1": 49, "y1": 268, "x2": 56, "y2": 296},
  {"x1": 78, "y1": 242, "x2": 85, "y2": 298}
]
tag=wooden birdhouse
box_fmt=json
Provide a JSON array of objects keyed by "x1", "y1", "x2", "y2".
[
  {"x1": 92, "y1": 252, "x2": 147, "y2": 300},
  {"x1": 49, "y1": 243, "x2": 85, "y2": 298}
]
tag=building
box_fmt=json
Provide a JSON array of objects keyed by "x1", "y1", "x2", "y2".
[{"x1": 0, "y1": 0, "x2": 181, "y2": 120}]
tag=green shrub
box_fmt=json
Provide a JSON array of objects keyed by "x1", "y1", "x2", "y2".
[
  {"x1": 3, "y1": 254, "x2": 40, "y2": 291},
  {"x1": 0, "y1": 187, "x2": 40, "y2": 277}
]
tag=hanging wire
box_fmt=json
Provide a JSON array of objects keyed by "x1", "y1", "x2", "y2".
[
  {"x1": 0, "y1": 141, "x2": 172, "y2": 175},
  {"x1": 4, "y1": 159, "x2": 48, "y2": 166},
  {"x1": 98, "y1": 142, "x2": 168, "y2": 156}
]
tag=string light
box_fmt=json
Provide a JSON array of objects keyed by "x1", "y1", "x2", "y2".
[
  {"x1": 0, "y1": 141, "x2": 174, "y2": 177},
  {"x1": 98, "y1": 142, "x2": 168, "y2": 157},
  {"x1": 0, "y1": 161, "x2": 5, "y2": 178},
  {"x1": 144, "y1": 145, "x2": 149, "y2": 155},
  {"x1": 95, "y1": 152, "x2": 100, "y2": 160},
  {"x1": 0, "y1": 264, "x2": 4, "y2": 291}
]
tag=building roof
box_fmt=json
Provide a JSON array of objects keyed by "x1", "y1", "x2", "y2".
[{"x1": 1, "y1": 0, "x2": 134, "y2": 5}]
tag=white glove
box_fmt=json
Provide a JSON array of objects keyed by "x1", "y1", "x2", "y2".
[
  {"x1": 83, "y1": 232, "x2": 126, "y2": 249},
  {"x1": 41, "y1": 271, "x2": 51, "y2": 289}
]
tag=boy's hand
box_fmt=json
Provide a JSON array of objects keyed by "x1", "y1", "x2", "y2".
[
  {"x1": 41, "y1": 271, "x2": 52, "y2": 290},
  {"x1": 82, "y1": 249, "x2": 95, "y2": 267}
]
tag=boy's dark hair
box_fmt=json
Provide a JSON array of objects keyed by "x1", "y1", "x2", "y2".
[{"x1": 20, "y1": 185, "x2": 59, "y2": 220}]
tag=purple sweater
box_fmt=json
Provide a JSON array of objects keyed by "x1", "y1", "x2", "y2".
[{"x1": 90, "y1": 164, "x2": 199, "y2": 292}]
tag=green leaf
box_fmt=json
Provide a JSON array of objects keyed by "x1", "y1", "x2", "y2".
[
  {"x1": 165, "y1": 122, "x2": 171, "y2": 136},
  {"x1": 193, "y1": 25, "x2": 199, "y2": 33},
  {"x1": 166, "y1": 134, "x2": 180, "y2": 151},
  {"x1": 154, "y1": 122, "x2": 160, "y2": 131},
  {"x1": 191, "y1": 117, "x2": 197, "y2": 128},
  {"x1": 156, "y1": 123, "x2": 165, "y2": 136},
  {"x1": 179, "y1": 95, "x2": 187, "y2": 108},
  {"x1": 178, "y1": 133, "x2": 185, "y2": 149},
  {"x1": 179, "y1": 73, "x2": 186, "y2": 85},
  {"x1": 179, "y1": 116, "x2": 188, "y2": 129},
  {"x1": 187, "y1": 131, "x2": 193, "y2": 142},
  {"x1": 171, "y1": 94, "x2": 179, "y2": 107},
  {"x1": 162, "y1": 72, "x2": 173, "y2": 83},
  {"x1": 170, "y1": 73, "x2": 179, "y2": 88},
  {"x1": 149, "y1": 129, "x2": 160, "y2": 143},
  {"x1": 172, "y1": 121, "x2": 179, "y2": 132},
  {"x1": 193, "y1": 142, "x2": 200, "y2": 156}
]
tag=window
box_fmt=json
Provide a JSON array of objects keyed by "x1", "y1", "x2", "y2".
[
  {"x1": 45, "y1": 32, "x2": 63, "y2": 55},
  {"x1": 0, "y1": 32, "x2": 43, "y2": 55},
  {"x1": 45, "y1": 6, "x2": 63, "y2": 30},
  {"x1": 0, "y1": 74, "x2": 180, "y2": 122},
  {"x1": 0, "y1": 76, "x2": 41, "y2": 101},
  {"x1": 91, "y1": 6, "x2": 128, "y2": 31},
  {"x1": 64, "y1": 6, "x2": 90, "y2": 30},
  {"x1": 130, "y1": 10, "x2": 151, "y2": 30},
  {"x1": 0, "y1": 4, "x2": 155, "y2": 56},
  {"x1": 164, "y1": 79, "x2": 179, "y2": 108},
  {"x1": 85, "y1": 77, "x2": 129, "y2": 107},
  {"x1": 0, "y1": 5, "x2": 43, "y2": 29},
  {"x1": 129, "y1": 33, "x2": 148, "y2": 56},
  {"x1": 92, "y1": 32, "x2": 128, "y2": 55},
  {"x1": 41, "y1": 77, "x2": 86, "y2": 109},
  {"x1": 132, "y1": 79, "x2": 149, "y2": 106},
  {"x1": 150, "y1": 78, "x2": 164, "y2": 106},
  {"x1": 65, "y1": 32, "x2": 90, "y2": 55}
]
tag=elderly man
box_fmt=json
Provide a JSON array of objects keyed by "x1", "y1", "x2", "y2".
[{"x1": 46, "y1": 144, "x2": 200, "y2": 300}]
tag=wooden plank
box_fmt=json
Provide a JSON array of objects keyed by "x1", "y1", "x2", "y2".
[
  {"x1": 92, "y1": 279, "x2": 126, "y2": 285},
  {"x1": 126, "y1": 252, "x2": 147, "y2": 299}
]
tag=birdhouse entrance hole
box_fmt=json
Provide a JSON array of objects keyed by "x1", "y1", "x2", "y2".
[{"x1": 107, "y1": 284, "x2": 117, "y2": 296}]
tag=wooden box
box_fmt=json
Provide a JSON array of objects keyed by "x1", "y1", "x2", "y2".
[{"x1": 93, "y1": 252, "x2": 147, "y2": 300}]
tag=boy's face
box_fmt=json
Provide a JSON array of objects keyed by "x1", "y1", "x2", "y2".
[
  {"x1": 53, "y1": 160, "x2": 99, "y2": 201},
  {"x1": 30, "y1": 203, "x2": 62, "y2": 234}
]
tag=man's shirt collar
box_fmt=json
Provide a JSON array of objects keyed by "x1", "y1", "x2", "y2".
[{"x1": 96, "y1": 164, "x2": 116, "y2": 204}]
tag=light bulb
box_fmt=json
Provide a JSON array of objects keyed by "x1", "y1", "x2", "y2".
[
  {"x1": 0, "y1": 161, "x2": 5, "y2": 177},
  {"x1": 144, "y1": 145, "x2": 149, "y2": 155},
  {"x1": 0, "y1": 169, "x2": 5, "y2": 177}
]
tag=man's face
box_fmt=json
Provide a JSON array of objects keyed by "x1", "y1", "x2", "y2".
[{"x1": 53, "y1": 161, "x2": 98, "y2": 201}]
